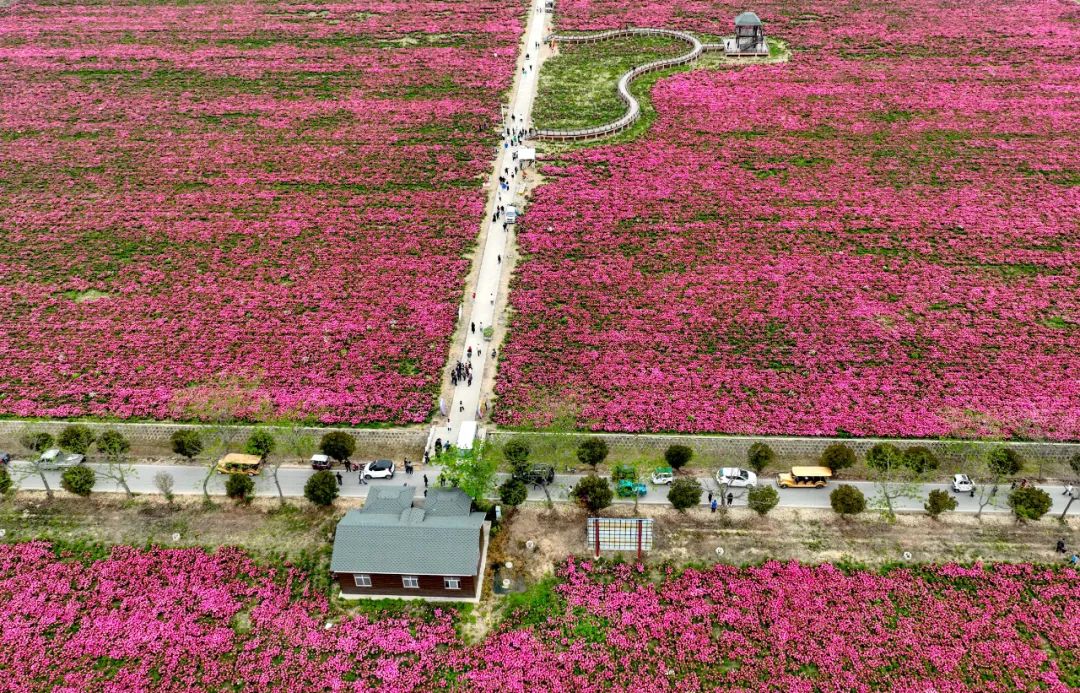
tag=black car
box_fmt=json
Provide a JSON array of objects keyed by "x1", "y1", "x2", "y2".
[{"x1": 514, "y1": 464, "x2": 555, "y2": 486}]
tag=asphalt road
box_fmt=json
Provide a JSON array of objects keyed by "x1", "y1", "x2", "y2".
[{"x1": 9, "y1": 461, "x2": 1076, "y2": 516}]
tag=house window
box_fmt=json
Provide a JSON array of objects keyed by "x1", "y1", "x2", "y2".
[
  {"x1": 444, "y1": 577, "x2": 461, "y2": 591},
  {"x1": 402, "y1": 576, "x2": 420, "y2": 589},
  {"x1": 353, "y1": 574, "x2": 372, "y2": 588}
]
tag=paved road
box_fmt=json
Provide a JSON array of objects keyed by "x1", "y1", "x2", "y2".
[
  {"x1": 10, "y1": 461, "x2": 1076, "y2": 516},
  {"x1": 431, "y1": 0, "x2": 550, "y2": 452}
]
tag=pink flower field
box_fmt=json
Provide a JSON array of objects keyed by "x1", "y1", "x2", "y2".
[
  {"x1": 496, "y1": 0, "x2": 1080, "y2": 438},
  {"x1": 1, "y1": 543, "x2": 1077, "y2": 690},
  {"x1": 0, "y1": 0, "x2": 522, "y2": 423}
]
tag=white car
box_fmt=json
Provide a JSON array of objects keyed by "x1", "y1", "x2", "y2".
[
  {"x1": 716, "y1": 467, "x2": 757, "y2": 488},
  {"x1": 362, "y1": 459, "x2": 396, "y2": 480},
  {"x1": 38, "y1": 448, "x2": 85, "y2": 470},
  {"x1": 951, "y1": 474, "x2": 975, "y2": 493},
  {"x1": 650, "y1": 468, "x2": 675, "y2": 485}
]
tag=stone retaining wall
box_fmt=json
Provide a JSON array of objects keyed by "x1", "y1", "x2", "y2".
[
  {"x1": 0, "y1": 419, "x2": 428, "y2": 460},
  {"x1": 486, "y1": 430, "x2": 1080, "y2": 467}
]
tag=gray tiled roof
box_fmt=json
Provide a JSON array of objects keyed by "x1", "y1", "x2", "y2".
[
  {"x1": 331, "y1": 488, "x2": 486, "y2": 576},
  {"x1": 735, "y1": 11, "x2": 762, "y2": 25}
]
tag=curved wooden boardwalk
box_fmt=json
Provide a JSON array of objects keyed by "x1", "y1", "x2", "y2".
[{"x1": 534, "y1": 28, "x2": 729, "y2": 142}]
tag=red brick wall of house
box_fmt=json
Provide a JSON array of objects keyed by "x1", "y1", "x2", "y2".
[{"x1": 336, "y1": 572, "x2": 477, "y2": 598}]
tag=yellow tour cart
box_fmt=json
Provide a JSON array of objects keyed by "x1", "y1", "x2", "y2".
[
  {"x1": 776, "y1": 466, "x2": 833, "y2": 489},
  {"x1": 215, "y1": 453, "x2": 263, "y2": 476}
]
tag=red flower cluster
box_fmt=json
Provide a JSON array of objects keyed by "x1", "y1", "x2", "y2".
[
  {"x1": 496, "y1": 0, "x2": 1080, "y2": 438},
  {"x1": 0, "y1": 0, "x2": 523, "y2": 423}
]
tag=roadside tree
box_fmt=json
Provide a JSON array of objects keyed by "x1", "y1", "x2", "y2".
[
  {"x1": 61, "y1": 465, "x2": 96, "y2": 497},
  {"x1": 304, "y1": 470, "x2": 339, "y2": 507},
  {"x1": 0, "y1": 466, "x2": 12, "y2": 496},
  {"x1": 924, "y1": 489, "x2": 957, "y2": 519},
  {"x1": 664, "y1": 444, "x2": 693, "y2": 471},
  {"x1": 498, "y1": 478, "x2": 528, "y2": 508},
  {"x1": 19, "y1": 430, "x2": 56, "y2": 499},
  {"x1": 668, "y1": 477, "x2": 702, "y2": 512},
  {"x1": 830, "y1": 485, "x2": 866, "y2": 519},
  {"x1": 576, "y1": 437, "x2": 609, "y2": 470},
  {"x1": 171, "y1": 430, "x2": 203, "y2": 462},
  {"x1": 864, "y1": 443, "x2": 920, "y2": 521},
  {"x1": 746, "y1": 442, "x2": 774, "y2": 474},
  {"x1": 1008, "y1": 487, "x2": 1051, "y2": 523},
  {"x1": 503, "y1": 438, "x2": 532, "y2": 478},
  {"x1": 154, "y1": 472, "x2": 175, "y2": 504},
  {"x1": 819, "y1": 444, "x2": 856, "y2": 476},
  {"x1": 95, "y1": 429, "x2": 135, "y2": 498},
  {"x1": 747, "y1": 485, "x2": 780, "y2": 517},
  {"x1": 225, "y1": 473, "x2": 255, "y2": 505},
  {"x1": 58, "y1": 425, "x2": 96, "y2": 456},
  {"x1": 571, "y1": 475, "x2": 612, "y2": 514},
  {"x1": 319, "y1": 432, "x2": 355, "y2": 465},
  {"x1": 439, "y1": 443, "x2": 499, "y2": 503}
]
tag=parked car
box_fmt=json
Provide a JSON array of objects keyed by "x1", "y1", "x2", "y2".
[
  {"x1": 616, "y1": 479, "x2": 647, "y2": 498},
  {"x1": 362, "y1": 459, "x2": 396, "y2": 480},
  {"x1": 951, "y1": 474, "x2": 975, "y2": 493},
  {"x1": 513, "y1": 464, "x2": 555, "y2": 486},
  {"x1": 650, "y1": 466, "x2": 675, "y2": 485},
  {"x1": 37, "y1": 448, "x2": 85, "y2": 470},
  {"x1": 715, "y1": 467, "x2": 758, "y2": 488},
  {"x1": 0, "y1": 452, "x2": 10, "y2": 466},
  {"x1": 310, "y1": 454, "x2": 332, "y2": 471},
  {"x1": 776, "y1": 466, "x2": 832, "y2": 489}
]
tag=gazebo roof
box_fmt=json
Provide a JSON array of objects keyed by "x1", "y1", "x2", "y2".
[{"x1": 735, "y1": 11, "x2": 762, "y2": 26}]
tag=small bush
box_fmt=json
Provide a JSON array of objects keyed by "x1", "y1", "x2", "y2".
[
  {"x1": 225, "y1": 473, "x2": 255, "y2": 504},
  {"x1": 170, "y1": 430, "x2": 203, "y2": 461},
  {"x1": 576, "y1": 438, "x2": 609, "y2": 469},
  {"x1": 498, "y1": 478, "x2": 528, "y2": 507},
  {"x1": 903, "y1": 446, "x2": 939, "y2": 474},
  {"x1": 668, "y1": 477, "x2": 703, "y2": 512},
  {"x1": 503, "y1": 439, "x2": 531, "y2": 468},
  {"x1": 746, "y1": 443, "x2": 775, "y2": 474},
  {"x1": 244, "y1": 429, "x2": 276, "y2": 460},
  {"x1": 60, "y1": 465, "x2": 96, "y2": 497},
  {"x1": 664, "y1": 444, "x2": 693, "y2": 471},
  {"x1": 58, "y1": 425, "x2": 97, "y2": 455},
  {"x1": 304, "y1": 470, "x2": 339, "y2": 507},
  {"x1": 570, "y1": 475, "x2": 612, "y2": 513},
  {"x1": 819, "y1": 444, "x2": 856, "y2": 473},
  {"x1": 865, "y1": 443, "x2": 903, "y2": 472},
  {"x1": 319, "y1": 432, "x2": 355, "y2": 463},
  {"x1": 924, "y1": 489, "x2": 957, "y2": 519},
  {"x1": 1008, "y1": 487, "x2": 1051, "y2": 522},
  {"x1": 747, "y1": 485, "x2": 780, "y2": 517},
  {"x1": 19, "y1": 431, "x2": 54, "y2": 455},
  {"x1": 830, "y1": 485, "x2": 866, "y2": 517},
  {"x1": 96, "y1": 430, "x2": 130, "y2": 459},
  {"x1": 154, "y1": 472, "x2": 175, "y2": 503}
]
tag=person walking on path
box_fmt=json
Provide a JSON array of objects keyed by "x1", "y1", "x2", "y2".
[
  {"x1": 359, "y1": 472, "x2": 367, "y2": 485},
  {"x1": 727, "y1": 492, "x2": 734, "y2": 507},
  {"x1": 423, "y1": 474, "x2": 429, "y2": 488},
  {"x1": 1056, "y1": 538, "x2": 1067, "y2": 554},
  {"x1": 1064, "y1": 484, "x2": 1075, "y2": 497},
  {"x1": 335, "y1": 472, "x2": 343, "y2": 487},
  {"x1": 710, "y1": 499, "x2": 718, "y2": 513},
  {"x1": 707, "y1": 491, "x2": 713, "y2": 504},
  {"x1": 459, "y1": 400, "x2": 464, "y2": 412}
]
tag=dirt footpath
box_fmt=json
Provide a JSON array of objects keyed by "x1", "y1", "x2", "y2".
[{"x1": 498, "y1": 503, "x2": 1080, "y2": 583}]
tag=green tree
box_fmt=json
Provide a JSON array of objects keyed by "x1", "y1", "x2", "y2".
[
  {"x1": 171, "y1": 429, "x2": 203, "y2": 461},
  {"x1": 611, "y1": 464, "x2": 637, "y2": 484},
  {"x1": 60, "y1": 465, "x2": 96, "y2": 497},
  {"x1": 664, "y1": 444, "x2": 693, "y2": 471},
  {"x1": 576, "y1": 437, "x2": 609, "y2": 470},
  {"x1": 96, "y1": 429, "x2": 134, "y2": 497},
  {"x1": 903, "y1": 446, "x2": 939, "y2": 474},
  {"x1": 986, "y1": 446, "x2": 1023, "y2": 478},
  {"x1": 924, "y1": 489, "x2": 957, "y2": 519},
  {"x1": 245, "y1": 429, "x2": 276, "y2": 460},
  {"x1": 819, "y1": 443, "x2": 856, "y2": 474},
  {"x1": 830, "y1": 484, "x2": 866, "y2": 518},
  {"x1": 225, "y1": 473, "x2": 255, "y2": 504},
  {"x1": 667, "y1": 477, "x2": 703, "y2": 512},
  {"x1": 0, "y1": 466, "x2": 14, "y2": 496},
  {"x1": 19, "y1": 430, "x2": 56, "y2": 499},
  {"x1": 503, "y1": 438, "x2": 532, "y2": 477},
  {"x1": 747, "y1": 485, "x2": 780, "y2": 517},
  {"x1": 864, "y1": 443, "x2": 919, "y2": 520},
  {"x1": 273, "y1": 412, "x2": 318, "y2": 507},
  {"x1": 439, "y1": 443, "x2": 500, "y2": 502},
  {"x1": 304, "y1": 470, "x2": 339, "y2": 507},
  {"x1": 498, "y1": 478, "x2": 528, "y2": 508},
  {"x1": 570, "y1": 475, "x2": 613, "y2": 513},
  {"x1": 865, "y1": 443, "x2": 903, "y2": 472},
  {"x1": 1008, "y1": 487, "x2": 1051, "y2": 522},
  {"x1": 746, "y1": 442, "x2": 775, "y2": 474},
  {"x1": 319, "y1": 431, "x2": 355, "y2": 463},
  {"x1": 58, "y1": 425, "x2": 97, "y2": 455}
]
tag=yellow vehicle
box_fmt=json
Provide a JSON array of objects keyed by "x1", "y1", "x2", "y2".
[
  {"x1": 776, "y1": 466, "x2": 833, "y2": 489},
  {"x1": 215, "y1": 453, "x2": 263, "y2": 476}
]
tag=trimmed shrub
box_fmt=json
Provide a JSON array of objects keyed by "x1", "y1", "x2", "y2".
[
  {"x1": 498, "y1": 478, "x2": 528, "y2": 507},
  {"x1": 903, "y1": 446, "x2": 939, "y2": 474},
  {"x1": 924, "y1": 489, "x2": 957, "y2": 518},
  {"x1": 830, "y1": 485, "x2": 866, "y2": 517},
  {"x1": 819, "y1": 444, "x2": 856, "y2": 473},
  {"x1": 570, "y1": 475, "x2": 612, "y2": 513},
  {"x1": 664, "y1": 444, "x2": 693, "y2": 471},
  {"x1": 58, "y1": 425, "x2": 96, "y2": 455},
  {"x1": 60, "y1": 465, "x2": 96, "y2": 497},
  {"x1": 225, "y1": 473, "x2": 255, "y2": 504},
  {"x1": 319, "y1": 432, "x2": 355, "y2": 463},
  {"x1": 747, "y1": 485, "x2": 780, "y2": 517},
  {"x1": 576, "y1": 437, "x2": 609, "y2": 469},
  {"x1": 986, "y1": 446, "x2": 1023, "y2": 478},
  {"x1": 668, "y1": 477, "x2": 703, "y2": 512},
  {"x1": 746, "y1": 442, "x2": 775, "y2": 474},
  {"x1": 170, "y1": 430, "x2": 203, "y2": 461},
  {"x1": 304, "y1": 470, "x2": 339, "y2": 507},
  {"x1": 19, "y1": 431, "x2": 54, "y2": 455},
  {"x1": 1008, "y1": 487, "x2": 1051, "y2": 522},
  {"x1": 244, "y1": 429, "x2": 276, "y2": 460},
  {"x1": 865, "y1": 443, "x2": 903, "y2": 472}
]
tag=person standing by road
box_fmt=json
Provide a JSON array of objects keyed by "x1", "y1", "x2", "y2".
[{"x1": 335, "y1": 472, "x2": 343, "y2": 487}]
